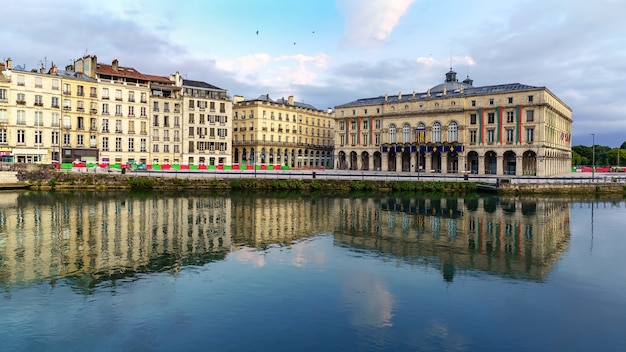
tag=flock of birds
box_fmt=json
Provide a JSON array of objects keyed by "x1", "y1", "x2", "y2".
[{"x1": 256, "y1": 30, "x2": 315, "y2": 45}]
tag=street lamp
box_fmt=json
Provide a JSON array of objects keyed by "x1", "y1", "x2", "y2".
[{"x1": 591, "y1": 133, "x2": 595, "y2": 181}]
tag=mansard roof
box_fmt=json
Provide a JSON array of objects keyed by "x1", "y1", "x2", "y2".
[
  {"x1": 182, "y1": 79, "x2": 225, "y2": 91},
  {"x1": 336, "y1": 82, "x2": 542, "y2": 108}
]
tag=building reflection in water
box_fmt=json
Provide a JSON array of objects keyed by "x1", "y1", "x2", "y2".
[
  {"x1": 334, "y1": 196, "x2": 570, "y2": 281},
  {"x1": 0, "y1": 192, "x2": 571, "y2": 290}
]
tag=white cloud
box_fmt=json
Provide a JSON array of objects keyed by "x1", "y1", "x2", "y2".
[{"x1": 339, "y1": 0, "x2": 416, "y2": 48}]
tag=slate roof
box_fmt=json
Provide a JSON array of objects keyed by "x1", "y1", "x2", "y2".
[
  {"x1": 182, "y1": 79, "x2": 225, "y2": 91},
  {"x1": 246, "y1": 94, "x2": 321, "y2": 111},
  {"x1": 336, "y1": 82, "x2": 542, "y2": 108}
]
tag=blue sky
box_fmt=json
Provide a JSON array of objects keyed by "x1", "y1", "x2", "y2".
[{"x1": 3, "y1": 0, "x2": 625, "y2": 147}]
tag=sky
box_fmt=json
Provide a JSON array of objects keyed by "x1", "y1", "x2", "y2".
[{"x1": 2, "y1": 0, "x2": 625, "y2": 147}]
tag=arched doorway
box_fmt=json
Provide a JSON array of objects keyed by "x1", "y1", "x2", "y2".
[
  {"x1": 388, "y1": 151, "x2": 397, "y2": 171},
  {"x1": 447, "y1": 151, "x2": 459, "y2": 173},
  {"x1": 431, "y1": 151, "x2": 442, "y2": 172},
  {"x1": 484, "y1": 151, "x2": 497, "y2": 174},
  {"x1": 522, "y1": 151, "x2": 537, "y2": 175},
  {"x1": 402, "y1": 149, "x2": 411, "y2": 172},
  {"x1": 503, "y1": 151, "x2": 517, "y2": 175},
  {"x1": 361, "y1": 151, "x2": 370, "y2": 170},
  {"x1": 350, "y1": 151, "x2": 358, "y2": 170},
  {"x1": 338, "y1": 151, "x2": 347, "y2": 170},
  {"x1": 467, "y1": 151, "x2": 479, "y2": 174},
  {"x1": 374, "y1": 152, "x2": 382, "y2": 171}
]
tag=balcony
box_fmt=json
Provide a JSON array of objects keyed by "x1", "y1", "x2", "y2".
[
  {"x1": 90, "y1": 109, "x2": 97, "y2": 114},
  {"x1": 16, "y1": 100, "x2": 26, "y2": 105},
  {"x1": 34, "y1": 102, "x2": 43, "y2": 107},
  {"x1": 77, "y1": 107, "x2": 85, "y2": 112}
]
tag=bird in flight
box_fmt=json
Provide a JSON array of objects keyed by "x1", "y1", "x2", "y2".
[{"x1": 256, "y1": 30, "x2": 259, "y2": 35}]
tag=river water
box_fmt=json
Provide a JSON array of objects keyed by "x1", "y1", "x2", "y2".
[{"x1": 0, "y1": 191, "x2": 624, "y2": 352}]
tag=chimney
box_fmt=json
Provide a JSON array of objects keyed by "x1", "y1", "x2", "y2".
[
  {"x1": 49, "y1": 64, "x2": 57, "y2": 75},
  {"x1": 112, "y1": 59, "x2": 119, "y2": 71},
  {"x1": 288, "y1": 96, "x2": 294, "y2": 105},
  {"x1": 6, "y1": 58, "x2": 12, "y2": 70}
]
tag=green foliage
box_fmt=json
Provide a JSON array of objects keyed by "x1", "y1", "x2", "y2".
[
  {"x1": 349, "y1": 181, "x2": 376, "y2": 191},
  {"x1": 47, "y1": 179, "x2": 56, "y2": 188},
  {"x1": 310, "y1": 180, "x2": 322, "y2": 190},
  {"x1": 230, "y1": 179, "x2": 258, "y2": 189},
  {"x1": 128, "y1": 177, "x2": 155, "y2": 190},
  {"x1": 270, "y1": 179, "x2": 304, "y2": 190}
]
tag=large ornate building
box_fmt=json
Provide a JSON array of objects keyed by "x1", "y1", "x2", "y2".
[
  {"x1": 334, "y1": 69, "x2": 572, "y2": 176},
  {"x1": 231, "y1": 95, "x2": 334, "y2": 169}
]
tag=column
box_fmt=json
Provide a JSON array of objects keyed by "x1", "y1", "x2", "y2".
[
  {"x1": 369, "y1": 154, "x2": 374, "y2": 171},
  {"x1": 496, "y1": 155, "x2": 504, "y2": 176},
  {"x1": 478, "y1": 154, "x2": 484, "y2": 175},
  {"x1": 381, "y1": 153, "x2": 388, "y2": 171},
  {"x1": 425, "y1": 153, "x2": 432, "y2": 174},
  {"x1": 396, "y1": 153, "x2": 402, "y2": 172},
  {"x1": 459, "y1": 154, "x2": 466, "y2": 173},
  {"x1": 441, "y1": 153, "x2": 448, "y2": 174},
  {"x1": 411, "y1": 152, "x2": 417, "y2": 172}
]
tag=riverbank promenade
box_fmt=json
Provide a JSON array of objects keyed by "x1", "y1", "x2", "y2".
[{"x1": 2, "y1": 168, "x2": 625, "y2": 189}]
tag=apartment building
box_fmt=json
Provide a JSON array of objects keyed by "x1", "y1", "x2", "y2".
[
  {"x1": 145, "y1": 72, "x2": 183, "y2": 165},
  {"x1": 73, "y1": 55, "x2": 151, "y2": 165},
  {"x1": 182, "y1": 79, "x2": 232, "y2": 166},
  {"x1": 231, "y1": 94, "x2": 334, "y2": 169},
  {"x1": 334, "y1": 69, "x2": 572, "y2": 176}
]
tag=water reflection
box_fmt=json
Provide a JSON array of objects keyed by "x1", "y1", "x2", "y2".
[
  {"x1": 0, "y1": 191, "x2": 571, "y2": 292},
  {"x1": 334, "y1": 195, "x2": 571, "y2": 281}
]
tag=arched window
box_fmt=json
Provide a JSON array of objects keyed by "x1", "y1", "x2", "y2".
[
  {"x1": 389, "y1": 124, "x2": 397, "y2": 143},
  {"x1": 432, "y1": 122, "x2": 441, "y2": 143},
  {"x1": 417, "y1": 122, "x2": 426, "y2": 143},
  {"x1": 448, "y1": 121, "x2": 458, "y2": 142},
  {"x1": 402, "y1": 123, "x2": 411, "y2": 143}
]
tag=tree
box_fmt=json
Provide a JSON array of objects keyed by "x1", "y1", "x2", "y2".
[{"x1": 621, "y1": 141, "x2": 626, "y2": 150}]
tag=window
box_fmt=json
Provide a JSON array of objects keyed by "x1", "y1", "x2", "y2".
[
  {"x1": 526, "y1": 110, "x2": 534, "y2": 122},
  {"x1": 140, "y1": 107, "x2": 147, "y2": 117},
  {"x1": 0, "y1": 109, "x2": 6, "y2": 124},
  {"x1": 63, "y1": 133, "x2": 70, "y2": 145},
  {"x1": 63, "y1": 84, "x2": 71, "y2": 95},
  {"x1": 17, "y1": 75, "x2": 25, "y2": 86},
  {"x1": 51, "y1": 113, "x2": 59, "y2": 127},
  {"x1": 34, "y1": 95, "x2": 43, "y2": 106},
  {"x1": 128, "y1": 121, "x2": 135, "y2": 133},
  {"x1": 102, "y1": 88, "x2": 109, "y2": 99},
  {"x1": 375, "y1": 133, "x2": 381, "y2": 145},
  {"x1": 470, "y1": 114, "x2": 477, "y2": 125},
  {"x1": 102, "y1": 119, "x2": 109, "y2": 132},
  {"x1": 507, "y1": 111, "x2": 514, "y2": 123},
  {"x1": 141, "y1": 138, "x2": 147, "y2": 152},
  {"x1": 77, "y1": 85, "x2": 84, "y2": 96},
  {"x1": 35, "y1": 131, "x2": 42, "y2": 145},
  {"x1": 389, "y1": 124, "x2": 396, "y2": 143},
  {"x1": 128, "y1": 91, "x2": 135, "y2": 102},
  {"x1": 375, "y1": 119, "x2": 381, "y2": 129},
  {"x1": 116, "y1": 120, "x2": 122, "y2": 133},
  {"x1": 528, "y1": 95, "x2": 534, "y2": 103},
  {"x1": 17, "y1": 130, "x2": 25, "y2": 144},
  {"x1": 115, "y1": 89, "x2": 122, "y2": 101},
  {"x1": 51, "y1": 131, "x2": 59, "y2": 145},
  {"x1": 34, "y1": 111, "x2": 43, "y2": 126},
  {"x1": 489, "y1": 98, "x2": 494, "y2": 105},
  {"x1": 90, "y1": 87, "x2": 97, "y2": 98},
  {"x1": 102, "y1": 137, "x2": 109, "y2": 151},
  {"x1": 448, "y1": 121, "x2": 458, "y2": 142},
  {"x1": 63, "y1": 115, "x2": 71, "y2": 129},
  {"x1": 0, "y1": 128, "x2": 7, "y2": 143},
  {"x1": 115, "y1": 105, "x2": 122, "y2": 116},
  {"x1": 128, "y1": 106, "x2": 134, "y2": 116},
  {"x1": 471, "y1": 100, "x2": 476, "y2": 107},
  {"x1": 508, "y1": 97, "x2": 513, "y2": 104},
  {"x1": 52, "y1": 79, "x2": 59, "y2": 91},
  {"x1": 470, "y1": 130, "x2": 477, "y2": 144},
  {"x1": 102, "y1": 103, "x2": 109, "y2": 115},
  {"x1": 402, "y1": 123, "x2": 411, "y2": 143},
  {"x1": 115, "y1": 137, "x2": 122, "y2": 151},
  {"x1": 17, "y1": 110, "x2": 25, "y2": 125},
  {"x1": 487, "y1": 130, "x2": 495, "y2": 143},
  {"x1": 16, "y1": 93, "x2": 26, "y2": 104},
  {"x1": 488, "y1": 112, "x2": 495, "y2": 124},
  {"x1": 128, "y1": 138, "x2": 134, "y2": 151},
  {"x1": 77, "y1": 134, "x2": 84, "y2": 147},
  {"x1": 506, "y1": 129, "x2": 514, "y2": 143},
  {"x1": 432, "y1": 122, "x2": 441, "y2": 142},
  {"x1": 526, "y1": 128, "x2": 534, "y2": 142}
]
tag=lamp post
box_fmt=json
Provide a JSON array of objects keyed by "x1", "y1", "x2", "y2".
[{"x1": 591, "y1": 133, "x2": 595, "y2": 181}]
